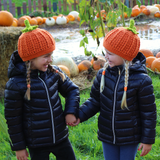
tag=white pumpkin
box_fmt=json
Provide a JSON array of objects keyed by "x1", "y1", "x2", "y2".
[
  {"x1": 52, "y1": 57, "x2": 79, "y2": 77},
  {"x1": 69, "y1": 11, "x2": 79, "y2": 19},
  {"x1": 56, "y1": 16, "x2": 67, "y2": 25},
  {"x1": 45, "y1": 17, "x2": 55, "y2": 26},
  {"x1": 147, "y1": 5, "x2": 159, "y2": 14}
]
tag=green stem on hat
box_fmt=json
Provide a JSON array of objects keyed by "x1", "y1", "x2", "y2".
[
  {"x1": 21, "y1": 19, "x2": 38, "y2": 33},
  {"x1": 124, "y1": 19, "x2": 138, "y2": 34}
]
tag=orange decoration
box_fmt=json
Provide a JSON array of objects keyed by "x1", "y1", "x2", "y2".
[
  {"x1": 58, "y1": 65, "x2": 70, "y2": 77},
  {"x1": 35, "y1": 16, "x2": 43, "y2": 25},
  {"x1": 78, "y1": 60, "x2": 92, "y2": 72},
  {"x1": 156, "y1": 52, "x2": 160, "y2": 58},
  {"x1": 154, "y1": 11, "x2": 160, "y2": 18},
  {"x1": 131, "y1": 8, "x2": 141, "y2": 17},
  {"x1": 18, "y1": 16, "x2": 28, "y2": 26},
  {"x1": 139, "y1": 49, "x2": 154, "y2": 58},
  {"x1": 0, "y1": 10, "x2": 13, "y2": 26},
  {"x1": 146, "y1": 56, "x2": 156, "y2": 68},
  {"x1": 142, "y1": 8, "x2": 151, "y2": 16},
  {"x1": 30, "y1": 18, "x2": 38, "y2": 25},
  {"x1": 124, "y1": 87, "x2": 127, "y2": 92},
  {"x1": 151, "y1": 58, "x2": 160, "y2": 72}
]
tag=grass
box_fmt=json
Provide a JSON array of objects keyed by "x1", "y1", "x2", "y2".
[{"x1": 0, "y1": 72, "x2": 160, "y2": 160}]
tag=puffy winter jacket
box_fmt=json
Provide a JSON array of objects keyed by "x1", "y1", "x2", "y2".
[
  {"x1": 4, "y1": 51, "x2": 80, "y2": 151},
  {"x1": 79, "y1": 52, "x2": 156, "y2": 145}
]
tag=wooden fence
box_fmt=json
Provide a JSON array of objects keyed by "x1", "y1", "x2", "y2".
[{"x1": 0, "y1": 0, "x2": 159, "y2": 17}]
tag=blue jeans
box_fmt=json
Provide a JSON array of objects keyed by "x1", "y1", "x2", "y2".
[{"x1": 102, "y1": 142, "x2": 139, "y2": 160}]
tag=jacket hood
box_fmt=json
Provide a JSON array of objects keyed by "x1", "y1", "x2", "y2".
[{"x1": 8, "y1": 50, "x2": 26, "y2": 78}]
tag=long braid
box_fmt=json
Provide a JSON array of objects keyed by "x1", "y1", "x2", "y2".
[
  {"x1": 48, "y1": 64, "x2": 66, "y2": 81},
  {"x1": 121, "y1": 60, "x2": 130, "y2": 109},
  {"x1": 24, "y1": 61, "x2": 31, "y2": 100},
  {"x1": 100, "y1": 61, "x2": 109, "y2": 93}
]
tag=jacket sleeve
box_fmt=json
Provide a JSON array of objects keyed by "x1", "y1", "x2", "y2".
[
  {"x1": 4, "y1": 79, "x2": 26, "y2": 151},
  {"x1": 57, "y1": 67, "x2": 80, "y2": 118},
  {"x1": 79, "y1": 70, "x2": 102, "y2": 122},
  {"x1": 138, "y1": 75, "x2": 157, "y2": 144}
]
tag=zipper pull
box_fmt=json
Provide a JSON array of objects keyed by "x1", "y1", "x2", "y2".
[
  {"x1": 118, "y1": 69, "x2": 121, "y2": 75},
  {"x1": 38, "y1": 71, "x2": 40, "y2": 76}
]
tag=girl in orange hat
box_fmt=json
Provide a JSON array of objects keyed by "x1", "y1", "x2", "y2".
[
  {"x1": 4, "y1": 20, "x2": 79, "y2": 160},
  {"x1": 75, "y1": 20, "x2": 156, "y2": 160}
]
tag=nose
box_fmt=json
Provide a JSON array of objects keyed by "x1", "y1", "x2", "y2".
[
  {"x1": 105, "y1": 53, "x2": 108, "y2": 59},
  {"x1": 48, "y1": 56, "x2": 52, "y2": 63}
]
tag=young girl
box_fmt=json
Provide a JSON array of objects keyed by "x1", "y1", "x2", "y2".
[
  {"x1": 77, "y1": 20, "x2": 157, "y2": 160},
  {"x1": 4, "y1": 20, "x2": 79, "y2": 160}
]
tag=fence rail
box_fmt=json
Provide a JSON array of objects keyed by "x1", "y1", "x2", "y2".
[{"x1": 0, "y1": 0, "x2": 159, "y2": 18}]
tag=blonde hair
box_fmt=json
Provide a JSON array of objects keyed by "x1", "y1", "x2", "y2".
[
  {"x1": 24, "y1": 62, "x2": 66, "y2": 101},
  {"x1": 100, "y1": 59, "x2": 130, "y2": 110}
]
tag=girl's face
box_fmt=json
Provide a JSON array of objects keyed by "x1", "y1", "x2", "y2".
[
  {"x1": 105, "y1": 49, "x2": 124, "y2": 67},
  {"x1": 30, "y1": 52, "x2": 53, "y2": 72}
]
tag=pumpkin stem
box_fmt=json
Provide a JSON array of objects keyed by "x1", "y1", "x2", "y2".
[
  {"x1": 21, "y1": 19, "x2": 38, "y2": 33},
  {"x1": 124, "y1": 19, "x2": 138, "y2": 35}
]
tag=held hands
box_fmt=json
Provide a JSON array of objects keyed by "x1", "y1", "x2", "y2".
[
  {"x1": 65, "y1": 114, "x2": 80, "y2": 126},
  {"x1": 138, "y1": 143, "x2": 152, "y2": 156},
  {"x1": 16, "y1": 149, "x2": 29, "y2": 160}
]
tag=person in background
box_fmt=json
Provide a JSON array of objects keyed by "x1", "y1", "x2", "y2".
[
  {"x1": 4, "y1": 20, "x2": 79, "y2": 160},
  {"x1": 75, "y1": 20, "x2": 157, "y2": 160}
]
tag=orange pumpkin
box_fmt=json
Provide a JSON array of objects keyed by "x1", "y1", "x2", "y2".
[
  {"x1": 78, "y1": 60, "x2": 92, "y2": 72},
  {"x1": 77, "y1": 16, "x2": 80, "y2": 21},
  {"x1": 96, "y1": 10, "x2": 107, "y2": 20},
  {"x1": 30, "y1": 18, "x2": 38, "y2": 25},
  {"x1": 142, "y1": 8, "x2": 151, "y2": 16},
  {"x1": 65, "y1": 16, "x2": 69, "y2": 23},
  {"x1": 154, "y1": 11, "x2": 160, "y2": 18},
  {"x1": 58, "y1": 65, "x2": 70, "y2": 77},
  {"x1": 139, "y1": 49, "x2": 154, "y2": 58},
  {"x1": 91, "y1": 55, "x2": 106, "y2": 70},
  {"x1": 23, "y1": 15, "x2": 32, "y2": 22},
  {"x1": 35, "y1": 16, "x2": 43, "y2": 25},
  {"x1": 18, "y1": 16, "x2": 28, "y2": 26},
  {"x1": 131, "y1": 8, "x2": 141, "y2": 17},
  {"x1": 91, "y1": 55, "x2": 106, "y2": 65},
  {"x1": 151, "y1": 58, "x2": 160, "y2": 72},
  {"x1": 11, "y1": 20, "x2": 18, "y2": 27},
  {"x1": 67, "y1": 14, "x2": 75, "y2": 21},
  {"x1": 120, "y1": 12, "x2": 128, "y2": 18},
  {"x1": 146, "y1": 56, "x2": 156, "y2": 68},
  {"x1": 155, "y1": 4, "x2": 160, "y2": 10},
  {"x1": 42, "y1": 17, "x2": 47, "y2": 24},
  {"x1": 140, "y1": 5, "x2": 147, "y2": 12},
  {"x1": 0, "y1": 10, "x2": 13, "y2": 26},
  {"x1": 156, "y1": 52, "x2": 160, "y2": 58},
  {"x1": 52, "y1": 16, "x2": 58, "y2": 21}
]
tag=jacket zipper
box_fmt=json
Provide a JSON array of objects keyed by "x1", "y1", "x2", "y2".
[
  {"x1": 112, "y1": 68, "x2": 122, "y2": 144},
  {"x1": 38, "y1": 72, "x2": 55, "y2": 144}
]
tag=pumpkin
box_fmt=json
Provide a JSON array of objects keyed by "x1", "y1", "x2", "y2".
[
  {"x1": 52, "y1": 16, "x2": 58, "y2": 21},
  {"x1": 154, "y1": 11, "x2": 160, "y2": 18},
  {"x1": 30, "y1": 18, "x2": 38, "y2": 25},
  {"x1": 142, "y1": 8, "x2": 151, "y2": 16},
  {"x1": 91, "y1": 55, "x2": 106, "y2": 70},
  {"x1": 78, "y1": 60, "x2": 92, "y2": 72},
  {"x1": 131, "y1": 8, "x2": 141, "y2": 17},
  {"x1": 42, "y1": 17, "x2": 47, "y2": 24},
  {"x1": 151, "y1": 58, "x2": 160, "y2": 72},
  {"x1": 52, "y1": 56, "x2": 79, "y2": 77},
  {"x1": 18, "y1": 16, "x2": 28, "y2": 26},
  {"x1": 67, "y1": 14, "x2": 75, "y2": 21},
  {"x1": 154, "y1": 4, "x2": 160, "y2": 10},
  {"x1": 77, "y1": 16, "x2": 80, "y2": 21},
  {"x1": 45, "y1": 17, "x2": 55, "y2": 26},
  {"x1": 56, "y1": 16, "x2": 67, "y2": 25},
  {"x1": 35, "y1": 16, "x2": 43, "y2": 25},
  {"x1": 140, "y1": 5, "x2": 147, "y2": 11},
  {"x1": 57, "y1": 65, "x2": 70, "y2": 77},
  {"x1": 68, "y1": 11, "x2": 79, "y2": 20},
  {"x1": 156, "y1": 52, "x2": 160, "y2": 58},
  {"x1": 120, "y1": 12, "x2": 128, "y2": 18},
  {"x1": 23, "y1": 15, "x2": 32, "y2": 22},
  {"x1": 147, "y1": 6, "x2": 159, "y2": 14},
  {"x1": 11, "y1": 20, "x2": 18, "y2": 27},
  {"x1": 139, "y1": 49, "x2": 154, "y2": 58},
  {"x1": 91, "y1": 55, "x2": 106, "y2": 64},
  {"x1": 0, "y1": 10, "x2": 13, "y2": 26},
  {"x1": 146, "y1": 56, "x2": 156, "y2": 68},
  {"x1": 96, "y1": 10, "x2": 107, "y2": 20}
]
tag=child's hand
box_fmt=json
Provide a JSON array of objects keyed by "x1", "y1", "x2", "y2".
[
  {"x1": 65, "y1": 114, "x2": 80, "y2": 126},
  {"x1": 138, "y1": 143, "x2": 152, "y2": 156},
  {"x1": 16, "y1": 149, "x2": 29, "y2": 160}
]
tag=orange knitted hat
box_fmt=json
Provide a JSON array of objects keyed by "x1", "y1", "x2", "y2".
[
  {"x1": 103, "y1": 20, "x2": 140, "y2": 61},
  {"x1": 18, "y1": 20, "x2": 55, "y2": 61}
]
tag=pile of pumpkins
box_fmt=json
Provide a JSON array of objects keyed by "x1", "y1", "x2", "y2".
[
  {"x1": 0, "y1": 10, "x2": 80, "y2": 27},
  {"x1": 52, "y1": 55, "x2": 106, "y2": 78},
  {"x1": 140, "y1": 49, "x2": 160, "y2": 72}
]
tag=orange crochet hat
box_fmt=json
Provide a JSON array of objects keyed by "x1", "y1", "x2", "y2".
[
  {"x1": 18, "y1": 20, "x2": 55, "y2": 61},
  {"x1": 103, "y1": 20, "x2": 140, "y2": 61}
]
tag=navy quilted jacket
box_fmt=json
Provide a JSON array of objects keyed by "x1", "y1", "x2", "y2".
[
  {"x1": 79, "y1": 52, "x2": 156, "y2": 145},
  {"x1": 4, "y1": 51, "x2": 80, "y2": 151}
]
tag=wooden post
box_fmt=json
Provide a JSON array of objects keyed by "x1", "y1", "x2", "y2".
[
  {"x1": 23, "y1": 2, "x2": 27, "y2": 15},
  {"x1": 63, "y1": 0, "x2": 67, "y2": 12},
  {"x1": 141, "y1": 0, "x2": 143, "y2": 5},
  {"x1": 69, "y1": 4, "x2": 72, "y2": 12},
  {"x1": 133, "y1": 0, "x2": 136, "y2": 7},
  {"x1": 38, "y1": 0, "x2": 42, "y2": 10},
  {"x1": 9, "y1": 0, "x2": 12, "y2": 14},
  {"x1": 17, "y1": 7, "x2": 21, "y2": 17},
  {"x1": 145, "y1": 0, "x2": 148, "y2": 5},
  {"x1": 3, "y1": 0, "x2": 7, "y2": 10},
  {"x1": 73, "y1": 0, "x2": 77, "y2": 10},
  {"x1": 12, "y1": 3, "x2": 16, "y2": 17},
  {"x1": 28, "y1": 0, "x2": 32, "y2": 13},
  {"x1": 43, "y1": 0, "x2": 47, "y2": 11},
  {"x1": 58, "y1": 1, "x2": 62, "y2": 13},
  {"x1": 49, "y1": 1, "x2": 51, "y2": 12},
  {"x1": 33, "y1": 1, "x2": 36, "y2": 11}
]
